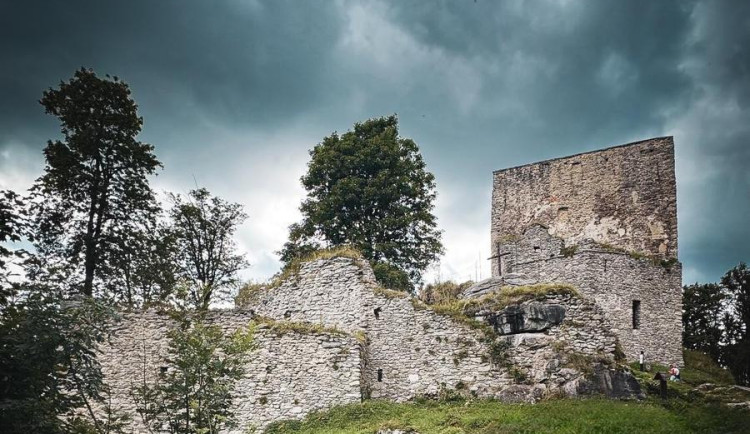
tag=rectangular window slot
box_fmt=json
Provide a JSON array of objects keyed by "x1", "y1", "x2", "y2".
[
  {"x1": 632, "y1": 300, "x2": 641, "y2": 329},
  {"x1": 374, "y1": 307, "x2": 381, "y2": 319},
  {"x1": 377, "y1": 369, "x2": 383, "y2": 382}
]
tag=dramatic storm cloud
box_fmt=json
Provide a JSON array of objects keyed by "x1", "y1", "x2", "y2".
[{"x1": 1, "y1": 0, "x2": 748, "y2": 284}]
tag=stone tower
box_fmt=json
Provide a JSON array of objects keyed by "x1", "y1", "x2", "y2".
[{"x1": 484, "y1": 137, "x2": 683, "y2": 365}]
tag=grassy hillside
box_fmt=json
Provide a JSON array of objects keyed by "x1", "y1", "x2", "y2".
[
  {"x1": 266, "y1": 349, "x2": 749, "y2": 433},
  {"x1": 264, "y1": 399, "x2": 749, "y2": 434}
]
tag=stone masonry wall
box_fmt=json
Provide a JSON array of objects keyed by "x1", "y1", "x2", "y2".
[
  {"x1": 99, "y1": 310, "x2": 362, "y2": 433},
  {"x1": 491, "y1": 136, "x2": 678, "y2": 277},
  {"x1": 511, "y1": 248, "x2": 683, "y2": 366},
  {"x1": 244, "y1": 258, "x2": 373, "y2": 332},
  {"x1": 244, "y1": 258, "x2": 625, "y2": 403},
  {"x1": 98, "y1": 257, "x2": 642, "y2": 432}
]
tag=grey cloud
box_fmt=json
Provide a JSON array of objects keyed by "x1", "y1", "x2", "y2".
[{"x1": 1, "y1": 0, "x2": 748, "y2": 283}]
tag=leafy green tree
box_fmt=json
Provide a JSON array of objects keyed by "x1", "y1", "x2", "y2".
[
  {"x1": 721, "y1": 262, "x2": 750, "y2": 386},
  {"x1": 682, "y1": 282, "x2": 727, "y2": 363},
  {"x1": 28, "y1": 68, "x2": 161, "y2": 297},
  {"x1": 0, "y1": 190, "x2": 25, "y2": 304},
  {"x1": 279, "y1": 115, "x2": 443, "y2": 292},
  {"x1": 0, "y1": 289, "x2": 127, "y2": 433},
  {"x1": 104, "y1": 220, "x2": 179, "y2": 307},
  {"x1": 168, "y1": 188, "x2": 248, "y2": 309},
  {"x1": 132, "y1": 314, "x2": 255, "y2": 434}
]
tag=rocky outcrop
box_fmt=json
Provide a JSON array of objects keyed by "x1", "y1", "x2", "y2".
[
  {"x1": 461, "y1": 273, "x2": 536, "y2": 298},
  {"x1": 566, "y1": 365, "x2": 644, "y2": 400},
  {"x1": 485, "y1": 302, "x2": 566, "y2": 335}
]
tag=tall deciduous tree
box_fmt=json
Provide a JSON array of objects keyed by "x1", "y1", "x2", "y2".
[
  {"x1": 682, "y1": 282, "x2": 727, "y2": 363},
  {"x1": 169, "y1": 188, "x2": 248, "y2": 309},
  {"x1": 29, "y1": 68, "x2": 161, "y2": 297},
  {"x1": 279, "y1": 115, "x2": 443, "y2": 292},
  {"x1": 132, "y1": 314, "x2": 255, "y2": 434},
  {"x1": 721, "y1": 262, "x2": 750, "y2": 386},
  {"x1": 0, "y1": 190, "x2": 24, "y2": 304},
  {"x1": 0, "y1": 290, "x2": 127, "y2": 433}
]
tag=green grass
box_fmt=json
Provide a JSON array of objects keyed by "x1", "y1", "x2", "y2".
[{"x1": 264, "y1": 398, "x2": 750, "y2": 434}]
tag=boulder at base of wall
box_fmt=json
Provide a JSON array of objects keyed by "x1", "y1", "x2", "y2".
[
  {"x1": 566, "y1": 364, "x2": 644, "y2": 399},
  {"x1": 486, "y1": 302, "x2": 566, "y2": 335}
]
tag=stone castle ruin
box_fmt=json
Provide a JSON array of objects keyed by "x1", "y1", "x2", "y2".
[
  {"x1": 479, "y1": 136, "x2": 682, "y2": 366},
  {"x1": 98, "y1": 137, "x2": 681, "y2": 432}
]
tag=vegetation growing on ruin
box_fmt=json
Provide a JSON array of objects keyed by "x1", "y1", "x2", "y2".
[
  {"x1": 592, "y1": 242, "x2": 679, "y2": 270},
  {"x1": 234, "y1": 247, "x2": 364, "y2": 307},
  {"x1": 252, "y1": 317, "x2": 348, "y2": 338},
  {"x1": 419, "y1": 280, "x2": 474, "y2": 304},
  {"x1": 373, "y1": 286, "x2": 410, "y2": 299},
  {"x1": 278, "y1": 115, "x2": 444, "y2": 293},
  {"x1": 234, "y1": 282, "x2": 267, "y2": 308},
  {"x1": 264, "y1": 398, "x2": 750, "y2": 434},
  {"x1": 430, "y1": 283, "x2": 578, "y2": 318},
  {"x1": 560, "y1": 245, "x2": 578, "y2": 257}
]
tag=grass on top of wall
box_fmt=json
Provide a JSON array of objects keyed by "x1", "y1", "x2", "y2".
[
  {"x1": 407, "y1": 283, "x2": 578, "y2": 334},
  {"x1": 263, "y1": 398, "x2": 750, "y2": 434},
  {"x1": 235, "y1": 246, "x2": 364, "y2": 307},
  {"x1": 431, "y1": 283, "x2": 578, "y2": 316},
  {"x1": 253, "y1": 317, "x2": 348, "y2": 338}
]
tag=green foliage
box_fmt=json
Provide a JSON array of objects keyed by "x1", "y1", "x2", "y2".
[
  {"x1": 252, "y1": 317, "x2": 347, "y2": 337},
  {"x1": 132, "y1": 314, "x2": 256, "y2": 434},
  {"x1": 279, "y1": 115, "x2": 444, "y2": 290},
  {"x1": 28, "y1": 68, "x2": 161, "y2": 298},
  {"x1": 681, "y1": 349, "x2": 735, "y2": 386},
  {"x1": 0, "y1": 290, "x2": 128, "y2": 433},
  {"x1": 682, "y1": 262, "x2": 750, "y2": 386},
  {"x1": 682, "y1": 282, "x2": 726, "y2": 363},
  {"x1": 429, "y1": 283, "x2": 578, "y2": 320},
  {"x1": 168, "y1": 188, "x2": 249, "y2": 309},
  {"x1": 371, "y1": 261, "x2": 413, "y2": 293},
  {"x1": 264, "y1": 398, "x2": 750, "y2": 434},
  {"x1": 373, "y1": 286, "x2": 410, "y2": 299},
  {"x1": 719, "y1": 262, "x2": 750, "y2": 386},
  {"x1": 0, "y1": 190, "x2": 25, "y2": 304},
  {"x1": 419, "y1": 280, "x2": 474, "y2": 305},
  {"x1": 560, "y1": 245, "x2": 578, "y2": 257},
  {"x1": 234, "y1": 282, "x2": 266, "y2": 308}
]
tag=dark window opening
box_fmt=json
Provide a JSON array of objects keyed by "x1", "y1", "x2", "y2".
[
  {"x1": 374, "y1": 307, "x2": 382, "y2": 319},
  {"x1": 558, "y1": 206, "x2": 569, "y2": 211},
  {"x1": 533, "y1": 246, "x2": 540, "y2": 251},
  {"x1": 160, "y1": 366, "x2": 168, "y2": 374},
  {"x1": 377, "y1": 369, "x2": 383, "y2": 382},
  {"x1": 632, "y1": 300, "x2": 641, "y2": 329}
]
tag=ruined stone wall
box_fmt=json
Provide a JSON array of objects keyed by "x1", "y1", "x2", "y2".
[
  {"x1": 363, "y1": 292, "x2": 512, "y2": 401},
  {"x1": 97, "y1": 257, "x2": 643, "y2": 432},
  {"x1": 491, "y1": 137, "x2": 678, "y2": 277},
  {"x1": 243, "y1": 258, "x2": 625, "y2": 403},
  {"x1": 244, "y1": 257, "x2": 375, "y2": 332},
  {"x1": 512, "y1": 249, "x2": 683, "y2": 366},
  {"x1": 99, "y1": 311, "x2": 363, "y2": 433}
]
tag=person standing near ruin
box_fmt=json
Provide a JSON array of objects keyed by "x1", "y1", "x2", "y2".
[
  {"x1": 669, "y1": 364, "x2": 681, "y2": 381},
  {"x1": 639, "y1": 351, "x2": 645, "y2": 371}
]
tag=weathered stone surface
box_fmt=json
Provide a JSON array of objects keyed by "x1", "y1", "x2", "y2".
[
  {"x1": 571, "y1": 365, "x2": 644, "y2": 400},
  {"x1": 97, "y1": 258, "x2": 640, "y2": 432},
  {"x1": 491, "y1": 137, "x2": 677, "y2": 259},
  {"x1": 486, "y1": 138, "x2": 684, "y2": 367},
  {"x1": 486, "y1": 302, "x2": 566, "y2": 335}
]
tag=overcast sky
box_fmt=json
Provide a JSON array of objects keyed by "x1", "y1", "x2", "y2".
[{"x1": 1, "y1": 0, "x2": 748, "y2": 285}]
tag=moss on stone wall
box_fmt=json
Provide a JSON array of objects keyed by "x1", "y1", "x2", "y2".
[{"x1": 253, "y1": 317, "x2": 349, "y2": 337}]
